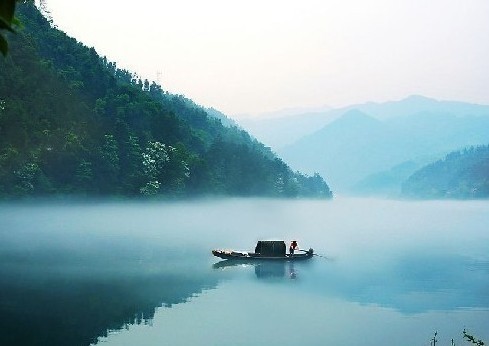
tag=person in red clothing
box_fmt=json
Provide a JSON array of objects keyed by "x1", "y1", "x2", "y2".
[{"x1": 289, "y1": 240, "x2": 298, "y2": 255}]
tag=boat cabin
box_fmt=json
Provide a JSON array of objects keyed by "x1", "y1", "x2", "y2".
[
  {"x1": 212, "y1": 240, "x2": 313, "y2": 261},
  {"x1": 254, "y1": 240, "x2": 286, "y2": 256}
]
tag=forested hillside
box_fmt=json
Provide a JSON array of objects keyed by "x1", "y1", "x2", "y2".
[
  {"x1": 0, "y1": 3, "x2": 332, "y2": 198},
  {"x1": 402, "y1": 145, "x2": 489, "y2": 199}
]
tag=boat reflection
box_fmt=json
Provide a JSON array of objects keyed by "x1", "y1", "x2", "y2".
[{"x1": 213, "y1": 260, "x2": 302, "y2": 280}]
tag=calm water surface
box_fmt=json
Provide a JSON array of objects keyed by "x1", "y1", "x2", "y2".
[{"x1": 0, "y1": 198, "x2": 488, "y2": 345}]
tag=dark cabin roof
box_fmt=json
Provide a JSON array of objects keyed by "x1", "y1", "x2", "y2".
[{"x1": 255, "y1": 240, "x2": 286, "y2": 256}]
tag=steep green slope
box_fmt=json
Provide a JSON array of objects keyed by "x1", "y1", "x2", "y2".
[
  {"x1": 402, "y1": 145, "x2": 489, "y2": 199},
  {"x1": 0, "y1": 3, "x2": 332, "y2": 198}
]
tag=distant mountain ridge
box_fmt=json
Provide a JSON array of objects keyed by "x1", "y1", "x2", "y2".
[
  {"x1": 346, "y1": 95, "x2": 489, "y2": 120},
  {"x1": 276, "y1": 98, "x2": 489, "y2": 194},
  {"x1": 238, "y1": 109, "x2": 335, "y2": 149},
  {"x1": 239, "y1": 95, "x2": 489, "y2": 150}
]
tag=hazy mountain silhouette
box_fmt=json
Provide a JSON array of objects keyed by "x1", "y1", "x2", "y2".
[
  {"x1": 238, "y1": 109, "x2": 334, "y2": 148},
  {"x1": 348, "y1": 95, "x2": 489, "y2": 120},
  {"x1": 239, "y1": 95, "x2": 489, "y2": 150},
  {"x1": 353, "y1": 161, "x2": 421, "y2": 197},
  {"x1": 277, "y1": 98, "x2": 489, "y2": 193}
]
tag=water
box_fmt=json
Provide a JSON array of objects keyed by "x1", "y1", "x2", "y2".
[{"x1": 0, "y1": 198, "x2": 488, "y2": 345}]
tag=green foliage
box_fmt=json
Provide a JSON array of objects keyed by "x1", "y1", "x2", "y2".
[
  {"x1": 428, "y1": 330, "x2": 485, "y2": 346},
  {"x1": 0, "y1": 3, "x2": 332, "y2": 199},
  {"x1": 402, "y1": 145, "x2": 489, "y2": 199},
  {"x1": 0, "y1": 0, "x2": 17, "y2": 56},
  {"x1": 140, "y1": 141, "x2": 190, "y2": 195}
]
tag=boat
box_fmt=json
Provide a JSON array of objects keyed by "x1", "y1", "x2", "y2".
[{"x1": 212, "y1": 240, "x2": 314, "y2": 261}]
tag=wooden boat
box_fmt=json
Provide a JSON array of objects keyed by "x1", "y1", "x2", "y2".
[{"x1": 212, "y1": 240, "x2": 314, "y2": 261}]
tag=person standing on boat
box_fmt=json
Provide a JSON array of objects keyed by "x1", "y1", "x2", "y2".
[{"x1": 289, "y1": 240, "x2": 298, "y2": 255}]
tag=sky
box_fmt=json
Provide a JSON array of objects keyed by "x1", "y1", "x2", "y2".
[{"x1": 44, "y1": 0, "x2": 489, "y2": 118}]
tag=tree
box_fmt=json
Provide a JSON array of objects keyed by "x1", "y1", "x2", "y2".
[
  {"x1": 463, "y1": 329, "x2": 485, "y2": 346},
  {"x1": 139, "y1": 141, "x2": 190, "y2": 196},
  {"x1": 96, "y1": 134, "x2": 120, "y2": 193},
  {"x1": 119, "y1": 135, "x2": 144, "y2": 194},
  {"x1": 0, "y1": 0, "x2": 18, "y2": 56}
]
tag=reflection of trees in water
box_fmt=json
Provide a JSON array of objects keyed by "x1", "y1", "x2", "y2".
[{"x1": 0, "y1": 258, "x2": 219, "y2": 346}]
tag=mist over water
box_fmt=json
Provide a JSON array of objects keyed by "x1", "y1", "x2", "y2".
[{"x1": 1, "y1": 198, "x2": 488, "y2": 345}]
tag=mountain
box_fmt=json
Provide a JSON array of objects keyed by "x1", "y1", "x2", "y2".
[
  {"x1": 238, "y1": 109, "x2": 335, "y2": 149},
  {"x1": 279, "y1": 109, "x2": 388, "y2": 191},
  {"x1": 239, "y1": 95, "x2": 489, "y2": 151},
  {"x1": 205, "y1": 107, "x2": 239, "y2": 128},
  {"x1": 402, "y1": 145, "x2": 489, "y2": 199},
  {"x1": 0, "y1": 3, "x2": 332, "y2": 199},
  {"x1": 347, "y1": 95, "x2": 489, "y2": 121},
  {"x1": 279, "y1": 104, "x2": 489, "y2": 193},
  {"x1": 353, "y1": 161, "x2": 421, "y2": 197}
]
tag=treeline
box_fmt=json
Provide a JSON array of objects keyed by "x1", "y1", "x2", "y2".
[
  {"x1": 0, "y1": 3, "x2": 332, "y2": 198},
  {"x1": 402, "y1": 145, "x2": 489, "y2": 199}
]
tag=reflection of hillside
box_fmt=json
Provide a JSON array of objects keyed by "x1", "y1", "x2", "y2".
[{"x1": 0, "y1": 251, "x2": 219, "y2": 346}]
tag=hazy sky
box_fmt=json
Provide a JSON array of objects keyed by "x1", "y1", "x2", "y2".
[{"x1": 44, "y1": 0, "x2": 489, "y2": 117}]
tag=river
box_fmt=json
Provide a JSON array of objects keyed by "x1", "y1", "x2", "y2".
[{"x1": 0, "y1": 198, "x2": 488, "y2": 345}]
